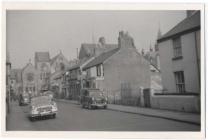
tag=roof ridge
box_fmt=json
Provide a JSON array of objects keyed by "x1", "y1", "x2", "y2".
[
  {"x1": 83, "y1": 47, "x2": 120, "y2": 70},
  {"x1": 158, "y1": 11, "x2": 200, "y2": 42}
]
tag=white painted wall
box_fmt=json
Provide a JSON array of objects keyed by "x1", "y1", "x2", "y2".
[
  {"x1": 158, "y1": 40, "x2": 176, "y2": 92},
  {"x1": 158, "y1": 31, "x2": 200, "y2": 93},
  {"x1": 88, "y1": 64, "x2": 104, "y2": 79},
  {"x1": 181, "y1": 32, "x2": 200, "y2": 93}
]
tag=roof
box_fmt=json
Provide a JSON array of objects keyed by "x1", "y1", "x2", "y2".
[
  {"x1": 68, "y1": 57, "x2": 91, "y2": 71},
  {"x1": 22, "y1": 62, "x2": 33, "y2": 73},
  {"x1": 50, "y1": 52, "x2": 68, "y2": 65},
  {"x1": 35, "y1": 52, "x2": 50, "y2": 62},
  {"x1": 50, "y1": 54, "x2": 59, "y2": 65},
  {"x1": 80, "y1": 43, "x2": 118, "y2": 58},
  {"x1": 83, "y1": 47, "x2": 120, "y2": 70},
  {"x1": 158, "y1": 11, "x2": 200, "y2": 42},
  {"x1": 51, "y1": 71, "x2": 64, "y2": 80}
]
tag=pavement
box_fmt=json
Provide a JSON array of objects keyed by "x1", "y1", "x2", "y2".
[{"x1": 56, "y1": 98, "x2": 200, "y2": 125}]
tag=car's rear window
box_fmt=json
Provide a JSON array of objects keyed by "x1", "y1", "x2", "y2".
[
  {"x1": 89, "y1": 91, "x2": 103, "y2": 97},
  {"x1": 22, "y1": 94, "x2": 29, "y2": 97},
  {"x1": 31, "y1": 96, "x2": 51, "y2": 105}
]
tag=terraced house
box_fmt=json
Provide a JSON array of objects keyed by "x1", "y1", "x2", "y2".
[{"x1": 156, "y1": 11, "x2": 200, "y2": 112}]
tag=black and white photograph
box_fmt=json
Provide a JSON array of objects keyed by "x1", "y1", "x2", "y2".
[{"x1": 2, "y1": 2, "x2": 205, "y2": 139}]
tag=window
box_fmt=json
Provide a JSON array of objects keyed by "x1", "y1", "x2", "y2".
[
  {"x1": 174, "y1": 71, "x2": 185, "y2": 93},
  {"x1": 96, "y1": 65, "x2": 101, "y2": 77},
  {"x1": 173, "y1": 37, "x2": 182, "y2": 58}
]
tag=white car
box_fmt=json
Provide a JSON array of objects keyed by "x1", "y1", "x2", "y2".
[{"x1": 29, "y1": 95, "x2": 58, "y2": 121}]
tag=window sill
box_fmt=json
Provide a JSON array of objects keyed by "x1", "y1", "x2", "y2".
[{"x1": 172, "y1": 56, "x2": 183, "y2": 60}]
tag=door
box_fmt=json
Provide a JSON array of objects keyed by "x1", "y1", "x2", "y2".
[{"x1": 143, "y1": 88, "x2": 151, "y2": 107}]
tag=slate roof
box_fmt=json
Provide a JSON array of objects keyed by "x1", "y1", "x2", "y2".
[
  {"x1": 80, "y1": 43, "x2": 118, "y2": 58},
  {"x1": 83, "y1": 47, "x2": 120, "y2": 70},
  {"x1": 22, "y1": 63, "x2": 33, "y2": 73},
  {"x1": 35, "y1": 52, "x2": 50, "y2": 62},
  {"x1": 50, "y1": 54, "x2": 59, "y2": 65},
  {"x1": 68, "y1": 57, "x2": 91, "y2": 71},
  {"x1": 158, "y1": 11, "x2": 200, "y2": 42}
]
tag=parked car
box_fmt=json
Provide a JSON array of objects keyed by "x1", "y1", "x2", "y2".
[
  {"x1": 19, "y1": 93, "x2": 30, "y2": 106},
  {"x1": 80, "y1": 88, "x2": 108, "y2": 109},
  {"x1": 29, "y1": 95, "x2": 58, "y2": 121},
  {"x1": 42, "y1": 90, "x2": 54, "y2": 100}
]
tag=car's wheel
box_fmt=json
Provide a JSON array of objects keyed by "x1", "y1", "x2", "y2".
[
  {"x1": 104, "y1": 105, "x2": 107, "y2": 109},
  {"x1": 88, "y1": 104, "x2": 92, "y2": 110},
  {"x1": 30, "y1": 117, "x2": 35, "y2": 122},
  {"x1": 52, "y1": 114, "x2": 56, "y2": 118},
  {"x1": 82, "y1": 104, "x2": 85, "y2": 108}
]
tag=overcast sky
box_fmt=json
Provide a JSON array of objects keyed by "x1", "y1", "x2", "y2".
[{"x1": 7, "y1": 10, "x2": 186, "y2": 69}]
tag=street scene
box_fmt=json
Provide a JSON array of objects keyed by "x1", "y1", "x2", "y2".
[
  {"x1": 6, "y1": 10, "x2": 201, "y2": 131},
  {"x1": 7, "y1": 100, "x2": 199, "y2": 131}
]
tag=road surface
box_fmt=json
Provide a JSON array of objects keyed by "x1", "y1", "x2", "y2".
[{"x1": 6, "y1": 100, "x2": 200, "y2": 131}]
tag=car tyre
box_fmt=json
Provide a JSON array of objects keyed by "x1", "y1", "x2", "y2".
[
  {"x1": 30, "y1": 117, "x2": 35, "y2": 122},
  {"x1": 88, "y1": 104, "x2": 92, "y2": 110},
  {"x1": 53, "y1": 114, "x2": 56, "y2": 118},
  {"x1": 104, "y1": 105, "x2": 107, "y2": 109},
  {"x1": 82, "y1": 104, "x2": 85, "y2": 108}
]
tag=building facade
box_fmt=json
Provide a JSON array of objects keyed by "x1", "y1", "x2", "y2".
[
  {"x1": 10, "y1": 69, "x2": 22, "y2": 99},
  {"x1": 157, "y1": 11, "x2": 200, "y2": 94},
  {"x1": 83, "y1": 31, "x2": 151, "y2": 104},
  {"x1": 22, "y1": 61, "x2": 38, "y2": 96},
  {"x1": 35, "y1": 52, "x2": 51, "y2": 91}
]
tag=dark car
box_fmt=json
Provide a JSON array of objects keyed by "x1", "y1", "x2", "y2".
[
  {"x1": 29, "y1": 95, "x2": 58, "y2": 121},
  {"x1": 80, "y1": 88, "x2": 108, "y2": 109},
  {"x1": 19, "y1": 93, "x2": 30, "y2": 106}
]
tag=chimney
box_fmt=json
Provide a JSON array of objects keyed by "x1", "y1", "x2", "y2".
[
  {"x1": 118, "y1": 31, "x2": 134, "y2": 48},
  {"x1": 98, "y1": 37, "x2": 106, "y2": 46}
]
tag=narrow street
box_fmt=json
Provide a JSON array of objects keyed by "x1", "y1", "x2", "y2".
[{"x1": 7, "y1": 100, "x2": 200, "y2": 131}]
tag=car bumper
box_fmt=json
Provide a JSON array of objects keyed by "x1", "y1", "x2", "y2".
[
  {"x1": 30, "y1": 111, "x2": 57, "y2": 118},
  {"x1": 21, "y1": 101, "x2": 30, "y2": 105},
  {"x1": 91, "y1": 103, "x2": 107, "y2": 107}
]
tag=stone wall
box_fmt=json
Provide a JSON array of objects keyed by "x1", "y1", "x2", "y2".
[
  {"x1": 150, "y1": 94, "x2": 200, "y2": 113},
  {"x1": 141, "y1": 88, "x2": 200, "y2": 113}
]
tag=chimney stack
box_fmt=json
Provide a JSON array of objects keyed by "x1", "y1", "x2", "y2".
[{"x1": 118, "y1": 31, "x2": 135, "y2": 48}]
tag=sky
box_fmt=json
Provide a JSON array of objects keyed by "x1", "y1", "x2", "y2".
[{"x1": 7, "y1": 10, "x2": 186, "y2": 69}]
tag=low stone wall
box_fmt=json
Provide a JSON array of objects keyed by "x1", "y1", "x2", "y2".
[{"x1": 150, "y1": 94, "x2": 200, "y2": 113}]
